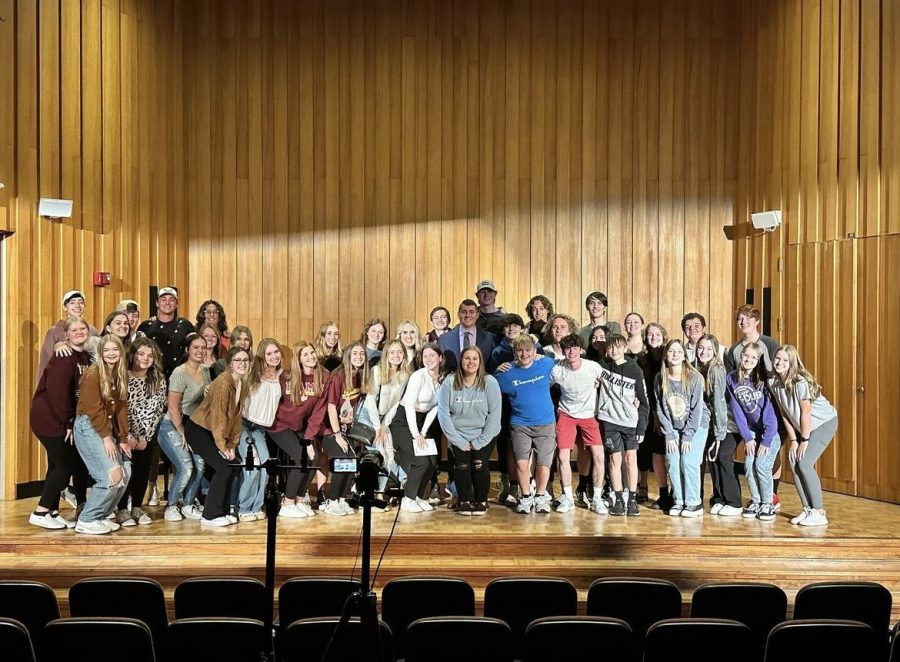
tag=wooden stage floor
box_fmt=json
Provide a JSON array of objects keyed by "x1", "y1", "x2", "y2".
[{"x1": 1, "y1": 476, "x2": 898, "y2": 620}]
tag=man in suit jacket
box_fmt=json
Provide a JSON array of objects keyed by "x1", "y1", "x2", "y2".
[{"x1": 438, "y1": 299, "x2": 496, "y2": 371}]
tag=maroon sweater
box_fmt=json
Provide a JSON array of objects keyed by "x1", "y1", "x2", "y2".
[
  {"x1": 269, "y1": 370, "x2": 329, "y2": 437},
  {"x1": 31, "y1": 350, "x2": 94, "y2": 437},
  {"x1": 318, "y1": 370, "x2": 363, "y2": 437}
]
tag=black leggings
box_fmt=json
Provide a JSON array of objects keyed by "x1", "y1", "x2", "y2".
[
  {"x1": 184, "y1": 418, "x2": 239, "y2": 520},
  {"x1": 36, "y1": 434, "x2": 84, "y2": 511},
  {"x1": 707, "y1": 432, "x2": 742, "y2": 507},
  {"x1": 454, "y1": 439, "x2": 496, "y2": 503},
  {"x1": 269, "y1": 429, "x2": 316, "y2": 499},
  {"x1": 117, "y1": 443, "x2": 154, "y2": 510},
  {"x1": 390, "y1": 406, "x2": 439, "y2": 499}
]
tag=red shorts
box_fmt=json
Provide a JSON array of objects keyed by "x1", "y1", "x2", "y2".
[{"x1": 556, "y1": 412, "x2": 603, "y2": 449}]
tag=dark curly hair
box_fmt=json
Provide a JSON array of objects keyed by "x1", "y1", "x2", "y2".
[{"x1": 195, "y1": 300, "x2": 229, "y2": 336}]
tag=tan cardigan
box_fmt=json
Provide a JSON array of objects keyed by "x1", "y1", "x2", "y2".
[
  {"x1": 190, "y1": 372, "x2": 243, "y2": 452},
  {"x1": 75, "y1": 367, "x2": 128, "y2": 440}
]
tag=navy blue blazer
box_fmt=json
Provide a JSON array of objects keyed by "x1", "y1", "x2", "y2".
[{"x1": 437, "y1": 324, "x2": 497, "y2": 371}]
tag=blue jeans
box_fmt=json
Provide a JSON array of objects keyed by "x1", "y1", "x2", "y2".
[
  {"x1": 664, "y1": 426, "x2": 708, "y2": 507},
  {"x1": 744, "y1": 436, "x2": 781, "y2": 505},
  {"x1": 237, "y1": 422, "x2": 270, "y2": 513},
  {"x1": 73, "y1": 415, "x2": 133, "y2": 522},
  {"x1": 157, "y1": 415, "x2": 205, "y2": 506}
]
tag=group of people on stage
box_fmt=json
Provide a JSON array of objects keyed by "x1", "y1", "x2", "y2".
[{"x1": 28, "y1": 279, "x2": 838, "y2": 534}]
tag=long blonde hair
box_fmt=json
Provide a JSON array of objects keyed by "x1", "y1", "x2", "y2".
[
  {"x1": 736, "y1": 342, "x2": 768, "y2": 388},
  {"x1": 245, "y1": 337, "x2": 283, "y2": 395},
  {"x1": 289, "y1": 341, "x2": 327, "y2": 405},
  {"x1": 91, "y1": 334, "x2": 128, "y2": 402},
  {"x1": 694, "y1": 333, "x2": 724, "y2": 397},
  {"x1": 375, "y1": 339, "x2": 412, "y2": 386},
  {"x1": 314, "y1": 321, "x2": 342, "y2": 361},
  {"x1": 396, "y1": 319, "x2": 422, "y2": 353},
  {"x1": 772, "y1": 344, "x2": 822, "y2": 399},
  {"x1": 660, "y1": 339, "x2": 698, "y2": 401}
]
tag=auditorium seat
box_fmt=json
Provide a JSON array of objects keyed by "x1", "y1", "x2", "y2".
[
  {"x1": 523, "y1": 615, "x2": 635, "y2": 662},
  {"x1": 0, "y1": 618, "x2": 36, "y2": 662},
  {"x1": 644, "y1": 618, "x2": 757, "y2": 662},
  {"x1": 764, "y1": 619, "x2": 880, "y2": 662},
  {"x1": 165, "y1": 617, "x2": 267, "y2": 662},
  {"x1": 586, "y1": 577, "x2": 682, "y2": 644},
  {"x1": 483, "y1": 577, "x2": 577, "y2": 659},
  {"x1": 281, "y1": 616, "x2": 393, "y2": 662},
  {"x1": 405, "y1": 616, "x2": 513, "y2": 662},
  {"x1": 690, "y1": 581, "x2": 787, "y2": 647},
  {"x1": 380, "y1": 576, "x2": 475, "y2": 658},
  {"x1": 44, "y1": 617, "x2": 156, "y2": 662},
  {"x1": 792, "y1": 581, "x2": 892, "y2": 639},
  {"x1": 277, "y1": 577, "x2": 360, "y2": 626},
  {"x1": 68, "y1": 577, "x2": 168, "y2": 649},
  {"x1": 0, "y1": 580, "x2": 59, "y2": 658},
  {"x1": 174, "y1": 576, "x2": 267, "y2": 621}
]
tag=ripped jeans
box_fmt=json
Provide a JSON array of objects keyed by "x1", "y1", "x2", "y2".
[
  {"x1": 73, "y1": 414, "x2": 133, "y2": 523},
  {"x1": 452, "y1": 439, "x2": 495, "y2": 503},
  {"x1": 157, "y1": 415, "x2": 205, "y2": 507}
]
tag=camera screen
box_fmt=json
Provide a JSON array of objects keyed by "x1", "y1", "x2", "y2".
[{"x1": 331, "y1": 457, "x2": 358, "y2": 473}]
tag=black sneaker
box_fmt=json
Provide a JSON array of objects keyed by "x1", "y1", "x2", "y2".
[
  {"x1": 637, "y1": 484, "x2": 649, "y2": 503},
  {"x1": 610, "y1": 497, "x2": 626, "y2": 516},
  {"x1": 457, "y1": 501, "x2": 473, "y2": 516},
  {"x1": 626, "y1": 498, "x2": 640, "y2": 517},
  {"x1": 472, "y1": 502, "x2": 488, "y2": 516}
]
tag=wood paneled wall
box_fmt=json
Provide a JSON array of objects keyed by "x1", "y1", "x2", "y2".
[
  {"x1": 0, "y1": 0, "x2": 188, "y2": 497},
  {"x1": 183, "y1": 0, "x2": 740, "y2": 346},
  {"x1": 734, "y1": 0, "x2": 900, "y2": 501}
]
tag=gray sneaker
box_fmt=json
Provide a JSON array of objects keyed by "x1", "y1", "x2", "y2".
[
  {"x1": 131, "y1": 508, "x2": 152, "y2": 525},
  {"x1": 115, "y1": 509, "x2": 137, "y2": 527},
  {"x1": 533, "y1": 494, "x2": 552, "y2": 514},
  {"x1": 516, "y1": 494, "x2": 534, "y2": 514}
]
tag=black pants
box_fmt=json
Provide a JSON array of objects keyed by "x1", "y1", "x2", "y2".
[
  {"x1": 454, "y1": 439, "x2": 496, "y2": 503},
  {"x1": 390, "y1": 406, "x2": 439, "y2": 499},
  {"x1": 184, "y1": 418, "x2": 239, "y2": 520},
  {"x1": 706, "y1": 432, "x2": 742, "y2": 507},
  {"x1": 322, "y1": 434, "x2": 356, "y2": 500},
  {"x1": 36, "y1": 434, "x2": 84, "y2": 511},
  {"x1": 269, "y1": 429, "x2": 316, "y2": 499},
  {"x1": 117, "y1": 443, "x2": 154, "y2": 510},
  {"x1": 495, "y1": 396, "x2": 512, "y2": 476}
]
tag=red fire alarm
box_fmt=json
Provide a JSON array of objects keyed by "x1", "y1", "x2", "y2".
[{"x1": 93, "y1": 271, "x2": 111, "y2": 287}]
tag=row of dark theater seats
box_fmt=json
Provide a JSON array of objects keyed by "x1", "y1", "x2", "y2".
[{"x1": 0, "y1": 576, "x2": 896, "y2": 662}]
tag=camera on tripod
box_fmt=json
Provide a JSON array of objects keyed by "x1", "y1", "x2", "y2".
[{"x1": 330, "y1": 449, "x2": 388, "y2": 497}]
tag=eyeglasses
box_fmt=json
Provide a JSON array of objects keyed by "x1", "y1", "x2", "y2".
[{"x1": 232, "y1": 358, "x2": 250, "y2": 364}]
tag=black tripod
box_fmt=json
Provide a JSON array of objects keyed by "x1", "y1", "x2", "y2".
[{"x1": 245, "y1": 441, "x2": 397, "y2": 662}]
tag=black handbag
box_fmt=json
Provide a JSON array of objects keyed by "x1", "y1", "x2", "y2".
[{"x1": 345, "y1": 399, "x2": 376, "y2": 446}]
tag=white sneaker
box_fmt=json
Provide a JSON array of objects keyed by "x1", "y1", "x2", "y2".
[
  {"x1": 29, "y1": 512, "x2": 66, "y2": 530},
  {"x1": 279, "y1": 503, "x2": 310, "y2": 519},
  {"x1": 51, "y1": 511, "x2": 77, "y2": 529},
  {"x1": 710, "y1": 503, "x2": 724, "y2": 515},
  {"x1": 668, "y1": 504, "x2": 684, "y2": 517},
  {"x1": 253, "y1": 510, "x2": 266, "y2": 520},
  {"x1": 790, "y1": 507, "x2": 812, "y2": 525},
  {"x1": 131, "y1": 508, "x2": 152, "y2": 525},
  {"x1": 104, "y1": 520, "x2": 121, "y2": 532},
  {"x1": 75, "y1": 519, "x2": 110, "y2": 535},
  {"x1": 799, "y1": 510, "x2": 828, "y2": 527},
  {"x1": 148, "y1": 485, "x2": 160, "y2": 506},
  {"x1": 62, "y1": 488, "x2": 77, "y2": 509},
  {"x1": 164, "y1": 506, "x2": 184, "y2": 521},
  {"x1": 556, "y1": 494, "x2": 575, "y2": 513},
  {"x1": 324, "y1": 500, "x2": 348, "y2": 516},
  {"x1": 181, "y1": 505, "x2": 203, "y2": 520},
  {"x1": 201, "y1": 516, "x2": 231, "y2": 527},
  {"x1": 238, "y1": 512, "x2": 258, "y2": 522},
  {"x1": 590, "y1": 495, "x2": 608, "y2": 515},
  {"x1": 533, "y1": 494, "x2": 552, "y2": 514},
  {"x1": 115, "y1": 510, "x2": 137, "y2": 527},
  {"x1": 681, "y1": 505, "x2": 704, "y2": 518},
  {"x1": 338, "y1": 499, "x2": 354, "y2": 515},
  {"x1": 516, "y1": 494, "x2": 534, "y2": 514},
  {"x1": 415, "y1": 497, "x2": 434, "y2": 512},
  {"x1": 297, "y1": 502, "x2": 316, "y2": 517},
  {"x1": 400, "y1": 496, "x2": 423, "y2": 513},
  {"x1": 719, "y1": 505, "x2": 743, "y2": 517}
]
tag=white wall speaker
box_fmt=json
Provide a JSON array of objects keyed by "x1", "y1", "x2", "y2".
[
  {"x1": 38, "y1": 198, "x2": 73, "y2": 219},
  {"x1": 750, "y1": 210, "x2": 781, "y2": 231}
]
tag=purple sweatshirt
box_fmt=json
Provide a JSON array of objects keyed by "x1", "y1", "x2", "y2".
[{"x1": 725, "y1": 371, "x2": 779, "y2": 447}]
